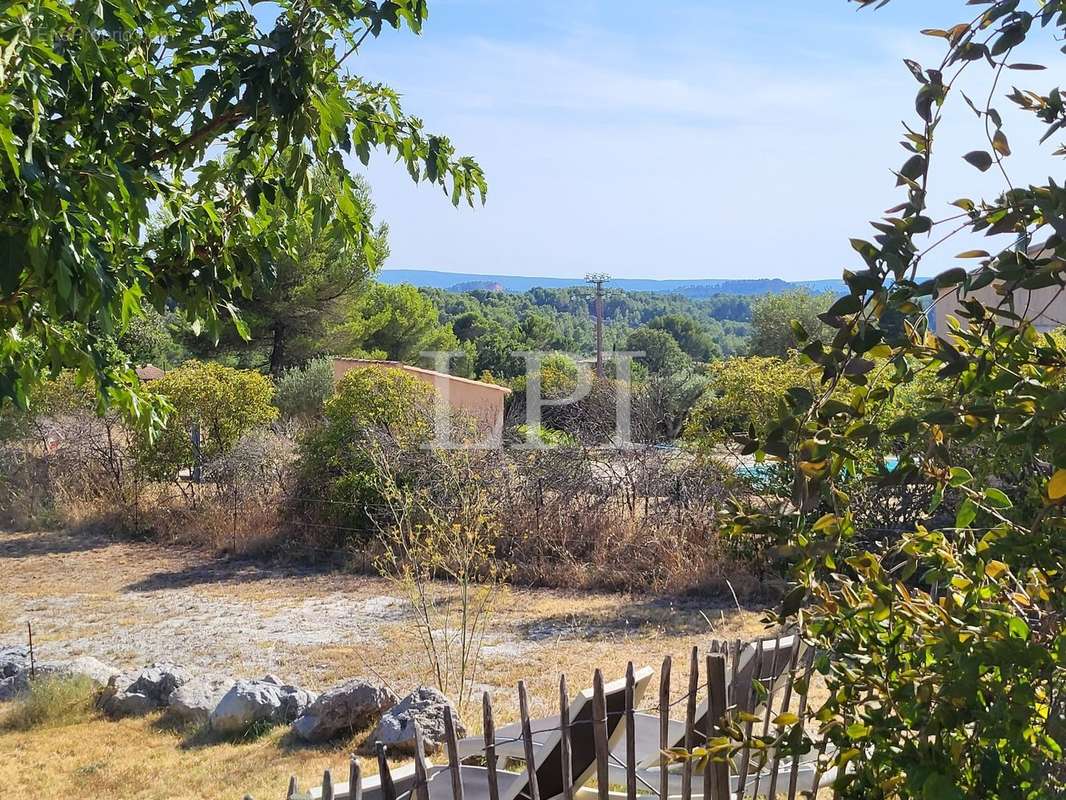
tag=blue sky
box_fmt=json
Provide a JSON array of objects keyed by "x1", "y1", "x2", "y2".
[{"x1": 347, "y1": 1, "x2": 1061, "y2": 280}]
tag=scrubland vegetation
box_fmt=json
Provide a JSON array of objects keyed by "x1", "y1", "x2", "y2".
[{"x1": 0, "y1": 354, "x2": 769, "y2": 595}]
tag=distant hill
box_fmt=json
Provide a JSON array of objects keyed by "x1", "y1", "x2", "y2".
[
  {"x1": 449, "y1": 280, "x2": 506, "y2": 293},
  {"x1": 380, "y1": 269, "x2": 848, "y2": 297}
]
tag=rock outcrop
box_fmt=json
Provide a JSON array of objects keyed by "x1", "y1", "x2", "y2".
[
  {"x1": 362, "y1": 686, "x2": 465, "y2": 756},
  {"x1": 101, "y1": 663, "x2": 192, "y2": 717},
  {"x1": 168, "y1": 673, "x2": 236, "y2": 726},
  {"x1": 292, "y1": 678, "x2": 398, "y2": 743},
  {"x1": 210, "y1": 675, "x2": 315, "y2": 735}
]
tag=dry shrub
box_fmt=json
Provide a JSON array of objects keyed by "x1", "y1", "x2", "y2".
[
  {"x1": 369, "y1": 440, "x2": 510, "y2": 709},
  {"x1": 0, "y1": 376, "x2": 772, "y2": 597},
  {"x1": 0, "y1": 401, "x2": 139, "y2": 530},
  {"x1": 350, "y1": 439, "x2": 771, "y2": 595},
  {"x1": 1, "y1": 408, "x2": 296, "y2": 556},
  {"x1": 112, "y1": 429, "x2": 295, "y2": 555},
  {"x1": 134, "y1": 498, "x2": 287, "y2": 556},
  {"x1": 494, "y1": 446, "x2": 768, "y2": 595}
]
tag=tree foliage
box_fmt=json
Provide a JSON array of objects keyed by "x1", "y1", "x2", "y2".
[
  {"x1": 296, "y1": 366, "x2": 437, "y2": 535},
  {"x1": 423, "y1": 285, "x2": 752, "y2": 377},
  {"x1": 684, "y1": 356, "x2": 813, "y2": 450},
  {"x1": 748, "y1": 288, "x2": 834, "y2": 358},
  {"x1": 132, "y1": 361, "x2": 277, "y2": 481},
  {"x1": 204, "y1": 168, "x2": 388, "y2": 374},
  {"x1": 335, "y1": 283, "x2": 460, "y2": 364},
  {"x1": 273, "y1": 356, "x2": 336, "y2": 420},
  {"x1": 2, "y1": 0, "x2": 484, "y2": 422},
  {"x1": 116, "y1": 307, "x2": 185, "y2": 368},
  {"x1": 648, "y1": 313, "x2": 721, "y2": 361},
  {"x1": 626, "y1": 327, "x2": 692, "y2": 374},
  {"x1": 725, "y1": 3, "x2": 1066, "y2": 796}
]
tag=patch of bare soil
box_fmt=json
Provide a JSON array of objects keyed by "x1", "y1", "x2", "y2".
[
  {"x1": 0, "y1": 527, "x2": 780, "y2": 800},
  {"x1": 0, "y1": 528, "x2": 772, "y2": 695}
]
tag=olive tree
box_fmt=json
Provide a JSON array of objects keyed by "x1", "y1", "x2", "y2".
[{"x1": 747, "y1": 289, "x2": 834, "y2": 358}]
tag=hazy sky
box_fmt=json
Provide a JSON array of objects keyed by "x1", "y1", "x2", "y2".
[{"x1": 349, "y1": 1, "x2": 1062, "y2": 280}]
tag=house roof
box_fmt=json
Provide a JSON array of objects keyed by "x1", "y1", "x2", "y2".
[{"x1": 332, "y1": 358, "x2": 512, "y2": 395}]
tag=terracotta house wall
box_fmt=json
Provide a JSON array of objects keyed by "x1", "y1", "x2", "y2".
[{"x1": 331, "y1": 359, "x2": 510, "y2": 441}]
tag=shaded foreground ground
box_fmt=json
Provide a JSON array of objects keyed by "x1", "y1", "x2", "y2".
[{"x1": 0, "y1": 528, "x2": 776, "y2": 800}]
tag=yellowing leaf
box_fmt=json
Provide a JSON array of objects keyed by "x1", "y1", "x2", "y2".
[
  {"x1": 1048, "y1": 469, "x2": 1066, "y2": 500},
  {"x1": 773, "y1": 712, "x2": 799, "y2": 726},
  {"x1": 992, "y1": 129, "x2": 1011, "y2": 157},
  {"x1": 984, "y1": 560, "x2": 1008, "y2": 580},
  {"x1": 812, "y1": 513, "x2": 840, "y2": 532}
]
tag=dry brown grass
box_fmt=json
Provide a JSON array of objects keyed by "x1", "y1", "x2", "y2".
[
  {"x1": 0, "y1": 610, "x2": 787, "y2": 800},
  {"x1": 0, "y1": 527, "x2": 797, "y2": 799},
  {"x1": 0, "y1": 712, "x2": 383, "y2": 800}
]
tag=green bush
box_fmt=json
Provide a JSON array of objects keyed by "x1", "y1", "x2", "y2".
[
  {"x1": 747, "y1": 288, "x2": 833, "y2": 358},
  {"x1": 513, "y1": 424, "x2": 577, "y2": 448},
  {"x1": 508, "y1": 352, "x2": 581, "y2": 400},
  {"x1": 2, "y1": 675, "x2": 98, "y2": 731},
  {"x1": 133, "y1": 361, "x2": 278, "y2": 481},
  {"x1": 274, "y1": 357, "x2": 336, "y2": 420},
  {"x1": 296, "y1": 366, "x2": 437, "y2": 538},
  {"x1": 684, "y1": 355, "x2": 813, "y2": 449},
  {"x1": 626, "y1": 326, "x2": 692, "y2": 374}
]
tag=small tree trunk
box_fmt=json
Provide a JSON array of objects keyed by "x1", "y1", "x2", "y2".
[{"x1": 269, "y1": 323, "x2": 286, "y2": 377}]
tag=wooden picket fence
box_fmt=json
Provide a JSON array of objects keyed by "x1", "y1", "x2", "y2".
[{"x1": 278, "y1": 637, "x2": 824, "y2": 800}]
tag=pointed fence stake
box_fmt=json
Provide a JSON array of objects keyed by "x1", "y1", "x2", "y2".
[
  {"x1": 518, "y1": 680, "x2": 541, "y2": 800},
  {"x1": 682, "y1": 647, "x2": 699, "y2": 800},
  {"x1": 444, "y1": 704, "x2": 465, "y2": 800},
  {"x1": 559, "y1": 676, "x2": 574, "y2": 800},
  {"x1": 376, "y1": 743, "x2": 397, "y2": 800},
  {"x1": 658, "y1": 655, "x2": 672, "y2": 800},
  {"x1": 729, "y1": 640, "x2": 742, "y2": 709},
  {"x1": 286, "y1": 776, "x2": 298, "y2": 800},
  {"x1": 706, "y1": 654, "x2": 730, "y2": 800},
  {"x1": 413, "y1": 723, "x2": 432, "y2": 800},
  {"x1": 484, "y1": 692, "x2": 501, "y2": 800},
  {"x1": 625, "y1": 662, "x2": 637, "y2": 800},
  {"x1": 591, "y1": 669, "x2": 610, "y2": 800},
  {"x1": 322, "y1": 769, "x2": 334, "y2": 800},
  {"x1": 349, "y1": 757, "x2": 362, "y2": 800}
]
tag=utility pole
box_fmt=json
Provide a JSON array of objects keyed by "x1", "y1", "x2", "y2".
[{"x1": 585, "y1": 273, "x2": 611, "y2": 378}]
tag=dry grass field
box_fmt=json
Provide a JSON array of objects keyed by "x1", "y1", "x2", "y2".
[{"x1": 0, "y1": 528, "x2": 782, "y2": 800}]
